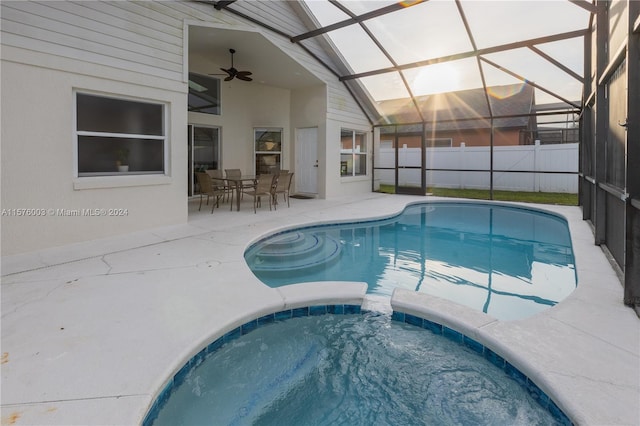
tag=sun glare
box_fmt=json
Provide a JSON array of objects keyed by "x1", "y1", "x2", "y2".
[
  {"x1": 410, "y1": 63, "x2": 462, "y2": 96},
  {"x1": 487, "y1": 83, "x2": 526, "y2": 100},
  {"x1": 399, "y1": 0, "x2": 424, "y2": 7}
]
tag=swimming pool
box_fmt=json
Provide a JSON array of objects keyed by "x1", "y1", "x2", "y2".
[
  {"x1": 145, "y1": 310, "x2": 570, "y2": 425},
  {"x1": 245, "y1": 202, "x2": 577, "y2": 320}
]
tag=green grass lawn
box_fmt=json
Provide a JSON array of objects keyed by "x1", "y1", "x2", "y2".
[{"x1": 377, "y1": 185, "x2": 578, "y2": 205}]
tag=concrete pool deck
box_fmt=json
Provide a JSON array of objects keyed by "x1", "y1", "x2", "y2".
[{"x1": 1, "y1": 193, "x2": 638, "y2": 425}]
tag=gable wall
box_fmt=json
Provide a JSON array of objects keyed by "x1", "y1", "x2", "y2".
[
  {"x1": 1, "y1": 0, "x2": 371, "y2": 255},
  {"x1": 226, "y1": 1, "x2": 373, "y2": 197}
]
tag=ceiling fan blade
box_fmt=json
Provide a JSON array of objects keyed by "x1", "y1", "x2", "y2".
[
  {"x1": 209, "y1": 67, "x2": 232, "y2": 77},
  {"x1": 210, "y1": 50, "x2": 251, "y2": 82}
]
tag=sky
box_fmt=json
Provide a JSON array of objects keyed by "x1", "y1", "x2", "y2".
[{"x1": 301, "y1": 0, "x2": 590, "y2": 106}]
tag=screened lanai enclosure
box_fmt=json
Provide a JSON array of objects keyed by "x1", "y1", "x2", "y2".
[
  {"x1": 202, "y1": 0, "x2": 639, "y2": 312},
  {"x1": 208, "y1": 1, "x2": 587, "y2": 193},
  {"x1": 289, "y1": 0, "x2": 587, "y2": 196}
]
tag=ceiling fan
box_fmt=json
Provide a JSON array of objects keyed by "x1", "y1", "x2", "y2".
[{"x1": 210, "y1": 48, "x2": 253, "y2": 82}]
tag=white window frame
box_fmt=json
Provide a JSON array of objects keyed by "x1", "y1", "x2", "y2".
[
  {"x1": 340, "y1": 129, "x2": 368, "y2": 177},
  {"x1": 73, "y1": 91, "x2": 169, "y2": 181},
  {"x1": 188, "y1": 72, "x2": 221, "y2": 116},
  {"x1": 253, "y1": 127, "x2": 283, "y2": 175}
]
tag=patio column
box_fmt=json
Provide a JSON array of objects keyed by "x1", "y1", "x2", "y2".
[
  {"x1": 594, "y1": 0, "x2": 608, "y2": 245},
  {"x1": 624, "y1": 0, "x2": 640, "y2": 310}
]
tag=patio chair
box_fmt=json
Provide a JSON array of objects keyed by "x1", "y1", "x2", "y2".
[
  {"x1": 244, "y1": 174, "x2": 277, "y2": 213},
  {"x1": 225, "y1": 168, "x2": 254, "y2": 199},
  {"x1": 273, "y1": 172, "x2": 293, "y2": 208},
  {"x1": 206, "y1": 169, "x2": 232, "y2": 203},
  {"x1": 195, "y1": 172, "x2": 225, "y2": 213}
]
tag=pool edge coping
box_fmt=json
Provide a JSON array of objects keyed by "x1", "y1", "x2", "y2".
[
  {"x1": 138, "y1": 281, "x2": 369, "y2": 425},
  {"x1": 142, "y1": 200, "x2": 608, "y2": 426},
  {"x1": 142, "y1": 288, "x2": 573, "y2": 426},
  {"x1": 390, "y1": 287, "x2": 579, "y2": 425}
]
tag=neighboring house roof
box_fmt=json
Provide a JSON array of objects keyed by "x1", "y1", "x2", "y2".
[
  {"x1": 377, "y1": 83, "x2": 535, "y2": 131},
  {"x1": 193, "y1": 1, "x2": 586, "y2": 126}
]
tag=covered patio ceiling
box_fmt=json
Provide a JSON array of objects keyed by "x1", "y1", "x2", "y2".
[
  {"x1": 199, "y1": 0, "x2": 594, "y2": 125},
  {"x1": 189, "y1": 26, "x2": 324, "y2": 90}
]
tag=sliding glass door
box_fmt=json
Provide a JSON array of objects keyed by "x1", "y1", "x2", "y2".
[{"x1": 188, "y1": 125, "x2": 220, "y2": 196}]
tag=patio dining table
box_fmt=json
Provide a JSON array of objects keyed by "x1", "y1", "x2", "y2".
[{"x1": 213, "y1": 175, "x2": 257, "y2": 211}]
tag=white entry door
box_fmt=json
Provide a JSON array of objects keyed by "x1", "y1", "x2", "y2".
[{"x1": 295, "y1": 127, "x2": 318, "y2": 195}]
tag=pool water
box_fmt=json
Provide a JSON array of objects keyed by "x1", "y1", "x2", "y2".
[
  {"x1": 245, "y1": 203, "x2": 577, "y2": 320},
  {"x1": 149, "y1": 313, "x2": 566, "y2": 425}
]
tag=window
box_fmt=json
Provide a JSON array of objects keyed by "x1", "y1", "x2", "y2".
[
  {"x1": 76, "y1": 93, "x2": 166, "y2": 176},
  {"x1": 254, "y1": 128, "x2": 282, "y2": 175},
  {"x1": 426, "y1": 138, "x2": 452, "y2": 148},
  {"x1": 188, "y1": 73, "x2": 221, "y2": 115},
  {"x1": 340, "y1": 129, "x2": 367, "y2": 176}
]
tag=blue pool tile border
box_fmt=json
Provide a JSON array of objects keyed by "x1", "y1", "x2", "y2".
[
  {"x1": 143, "y1": 304, "x2": 571, "y2": 426},
  {"x1": 142, "y1": 304, "x2": 362, "y2": 426},
  {"x1": 391, "y1": 311, "x2": 573, "y2": 426}
]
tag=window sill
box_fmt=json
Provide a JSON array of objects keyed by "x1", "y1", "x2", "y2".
[
  {"x1": 340, "y1": 175, "x2": 368, "y2": 181},
  {"x1": 78, "y1": 171, "x2": 164, "y2": 177},
  {"x1": 73, "y1": 174, "x2": 172, "y2": 190}
]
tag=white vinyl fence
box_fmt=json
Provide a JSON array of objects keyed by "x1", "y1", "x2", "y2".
[{"x1": 375, "y1": 142, "x2": 578, "y2": 193}]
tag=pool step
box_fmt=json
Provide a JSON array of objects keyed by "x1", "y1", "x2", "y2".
[
  {"x1": 256, "y1": 232, "x2": 324, "y2": 260},
  {"x1": 250, "y1": 233, "x2": 341, "y2": 272}
]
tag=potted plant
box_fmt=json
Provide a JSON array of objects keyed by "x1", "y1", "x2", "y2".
[{"x1": 115, "y1": 148, "x2": 129, "y2": 172}]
